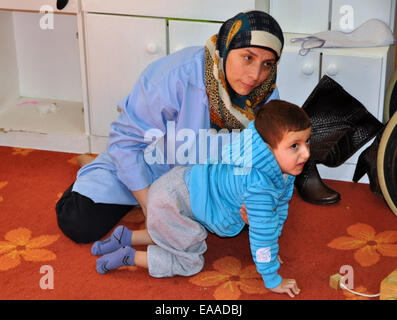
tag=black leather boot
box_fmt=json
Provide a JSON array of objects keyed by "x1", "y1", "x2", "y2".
[
  {"x1": 295, "y1": 160, "x2": 340, "y2": 204},
  {"x1": 295, "y1": 76, "x2": 383, "y2": 205},
  {"x1": 57, "y1": 0, "x2": 69, "y2": 10},
  {"x1": 353, "y1": 128, "x2": 385, "y2": 197}
]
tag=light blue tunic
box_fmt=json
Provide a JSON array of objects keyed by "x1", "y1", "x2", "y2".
[{"x1": 72, "y1": 46, "x2": 280, "y2": 205}]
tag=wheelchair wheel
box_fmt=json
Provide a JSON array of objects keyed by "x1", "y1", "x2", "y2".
[
  {"x1": 384, "y1": 69, "x2": 397, "y2": 122},
  {"x1": 377, "y1": 111, "x2": 397, "y2": 216}
]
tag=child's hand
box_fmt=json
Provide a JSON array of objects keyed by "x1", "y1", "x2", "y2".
[
  {"x1": 240, "y1": 204, "x2": 249, "y2": 224},
  {"x1": 277, "y1": 255, "x2": 284, "y2": 264},
  {"x1": 269, "y1": 278, "x2": 300, "y2": 298}
]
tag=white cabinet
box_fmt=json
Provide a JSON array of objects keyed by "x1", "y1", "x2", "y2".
[
  {"x1": 85, "y1": 14, "x2": 166, "y2": 143},
  {"x1": 270, "y1": 0, "x2": 330, "y2": 33},
  {"x1": 0, "y1": 0, "x2": 79, "y2": 13},
  {"x1": 321, "y1": 52, "x2": 382, "y2": 119},
  {"x1": 82, "y1": 0, "x2": 269, "y2": 22},
  {"x1": 86, "y1": 16, "x2": 219, "y2": 153},
  {"x1": 319, "y1": 49, "x2": 389, "y2": 182},
  {"x1": 270, "y1": 0, "x2": 396, "y2": 34},
  {"x1": 0, "y1": 8, "x2": 88, "y2": 153},
  {"x1": 331, "y1": 0, "x2": 396, "y2": 32},
  {"x1": 278, "y1": 33, "x2": 394, "y2": 182},
  {"x1": 277, "y1": 50, "x2": 321, "y2": 107},
  {"x1": 320, "y1": 52, "x2": 382, "y2": 177},
  {"x1": 169, "y1": 20, "x2": 222, "y2": 54}
]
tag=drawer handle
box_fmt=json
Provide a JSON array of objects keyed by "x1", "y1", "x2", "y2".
[
  {"x1": 301, "y1": 63, "x2": 314, "y2": 76},
  {"x1": 146, "y1": 42, "x2": 158, "y2": 54},
  {"x1": 326, "y1": 64, "x2": 339, "y2": 76}
]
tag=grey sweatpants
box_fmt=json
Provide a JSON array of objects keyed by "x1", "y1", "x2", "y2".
[{"x1": 146, "y1": 166, "x2": 208, "y2": 278}]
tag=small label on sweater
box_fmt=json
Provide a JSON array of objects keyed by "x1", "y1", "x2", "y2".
[{"x1": 256, "y1": 247, "x2": 271, "y2": 263}]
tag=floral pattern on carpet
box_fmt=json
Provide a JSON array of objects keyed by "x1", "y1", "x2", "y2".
[
  {"x1": 189, "y1": 256, "x2": 268, "y2": 300},
  {"x1": 327, "y1": 223, "x2": 397, "y2": 267},
  {"x1": 0, "y1": 227, "x2": 59, "y2": 271}
]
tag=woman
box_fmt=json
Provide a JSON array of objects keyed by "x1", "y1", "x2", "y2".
[{"x1": 56, "y1": 10, "x2": 284, "y2": 243}]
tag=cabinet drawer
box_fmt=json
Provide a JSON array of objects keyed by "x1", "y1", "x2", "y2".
[
  {"x1": 277, "y1": 50, "x2": 321, "y2": 107},
  {"x1": 321, "y1": 53, "x2": 382, "y2": 119},
  {"x1": 82, "y1": 0, "x2": 268, "y2": 21},
  {"x1": 169, "y1": 20, "x2": 222, "y2": 53},
  {"x1": 321, "y1": 53, "x2": 382, "y2": 165},
  {"x1": 0, "y1": 0, "x2": 78, "y2": 13},
  {"x1": 270, "y1": 0, "x2": 330, "y2": 34}
]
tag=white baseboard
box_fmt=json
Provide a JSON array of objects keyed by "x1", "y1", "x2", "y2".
[{"x1": 0, "y1": 131, "x2": 90, "y2": 154}]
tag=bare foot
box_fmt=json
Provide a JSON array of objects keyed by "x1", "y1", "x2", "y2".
[{"x1": 76, "y1": 154, "x2": 95, "y2": 167}]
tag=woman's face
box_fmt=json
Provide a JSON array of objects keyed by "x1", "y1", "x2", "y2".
[{"x1": 225, "y1": 47, "x2": 276, "y2": 96}]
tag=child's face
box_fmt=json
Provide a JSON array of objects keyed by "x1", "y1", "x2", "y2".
[{"x1": 270, "y1": 127, "x2": 311, "y2": 176}]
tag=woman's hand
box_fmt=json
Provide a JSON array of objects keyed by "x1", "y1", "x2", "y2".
[
  {"x1": 240, "y1": 204, "x2": 249, "y2": 224},
  {"x1": 269, "y1": 278, "x2": 300, "y2": 298}
]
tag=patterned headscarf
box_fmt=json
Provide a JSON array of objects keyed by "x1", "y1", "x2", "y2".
[{"x1": 205, "y1": 10, "x2": 284, "y2": 131}]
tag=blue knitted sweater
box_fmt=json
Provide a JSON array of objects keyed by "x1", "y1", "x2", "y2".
[{"x1": 187, "y1": 121, "x2": 295, "y2": 289}]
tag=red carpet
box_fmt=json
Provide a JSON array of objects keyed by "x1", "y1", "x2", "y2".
[{"x1": 0, "y1": 146, "x2": 396, "y2": 300}]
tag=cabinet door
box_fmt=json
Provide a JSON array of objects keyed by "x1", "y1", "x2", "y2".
[
  {"x1": 270, "y1": 0, "x2": 330, "y2": 34},
  {"x1": 276, "y1": 50, "x2": 321, "y2": 107},
  {"x1": 82, "y1": 0, "x2": 263, "y2": 22},
  {"x1": 321, "y1": 52, "x2": 382, "y2": 164},
  {"x1": 322, "y1": 53, "x2": 382, "y2": 118},
  {"x1": 331, "y1": 0, "x2": 395, "y2": 32},
  {"x1": 85, "y1": 14, "x2": 166, "y2": 137},
  {"x1": 169, "y1": 20, "x2": 222, "y2": 53},
  {"x1": 0, "y1": 0, "x2": 78, "y2": 13}
]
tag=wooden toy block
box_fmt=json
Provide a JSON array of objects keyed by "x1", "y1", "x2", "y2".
[
  {"x1": 329, "y1": 273, "x2": 343, "y2": 290},
  {"x1": 380, "y1": 268, "x2": 397, "y2": 300}
]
